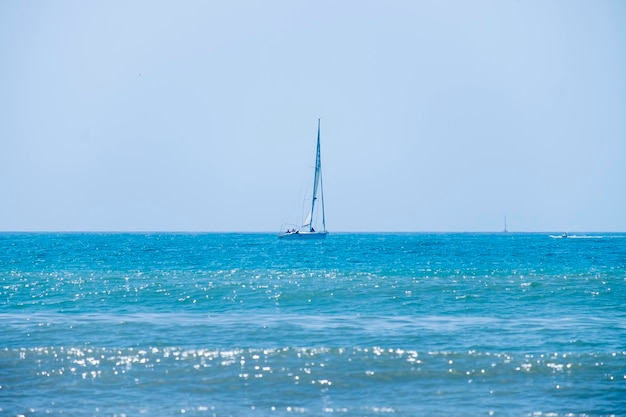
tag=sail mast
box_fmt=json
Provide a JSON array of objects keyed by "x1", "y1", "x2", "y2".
[
  {"x1": 320, "y1": 168, "x2": 326, "y2": 232},
  {"x1": 309, "y1": 119, "x2": 322, "y2": 232}
]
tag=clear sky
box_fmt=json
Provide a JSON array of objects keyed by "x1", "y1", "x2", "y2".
[{"x1": 1, "y1": 0, "x2": 625, "y2": 232}]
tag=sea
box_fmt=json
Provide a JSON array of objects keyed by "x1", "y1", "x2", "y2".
[{"x1": 1, "y1": 232, "x2": 625, "y2": 417}]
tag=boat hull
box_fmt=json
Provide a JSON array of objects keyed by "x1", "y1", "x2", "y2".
[{"x1": 278, "y1": 231, "x2": 327, "y2": 239}]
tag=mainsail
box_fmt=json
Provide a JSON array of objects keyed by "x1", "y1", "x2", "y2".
[{"x1": 307, "y1": 119, "x2": 323, "y2": 231}]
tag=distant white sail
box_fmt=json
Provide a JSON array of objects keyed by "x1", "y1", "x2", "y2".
[{"x1": 302, "y1": 211, "x2": 312, "y2": 228}]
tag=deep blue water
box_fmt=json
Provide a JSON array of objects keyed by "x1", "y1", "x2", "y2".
[{"x1": 1, "y1": 233, "x2": 625, "y2": 416}]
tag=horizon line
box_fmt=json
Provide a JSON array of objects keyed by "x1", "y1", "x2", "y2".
[{"x1": 1, "y1": 230, "x2": 624, "y2": 234}]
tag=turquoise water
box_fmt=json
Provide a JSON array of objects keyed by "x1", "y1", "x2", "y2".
[{"x1": 1, "y1": 233, "x2": 625, "y2": 416}]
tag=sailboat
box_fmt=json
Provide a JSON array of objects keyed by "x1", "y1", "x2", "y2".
[{"x1": 279, "y1": 119, "x2": 327, "y2": 239}]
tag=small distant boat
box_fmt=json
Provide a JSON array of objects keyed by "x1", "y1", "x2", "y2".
[
  {"x1": 279, "y1": 119, "x2": 327, "y2": 239},
  {"x1": 550, "y1": 232, "x2": 569, "y2": 239}
]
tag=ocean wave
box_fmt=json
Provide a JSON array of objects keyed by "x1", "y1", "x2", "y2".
[{"x1": 2, "y1": 346, "x2": 624, "y2": 416}]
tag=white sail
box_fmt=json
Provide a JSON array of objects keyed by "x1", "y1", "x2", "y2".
[{"x1": 302, "y1": 211, "x2": 312, "y2": 228}]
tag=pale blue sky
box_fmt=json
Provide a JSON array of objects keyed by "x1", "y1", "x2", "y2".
[{"x1": 1, "y1": 0, "x2": 625, "y2": 232}]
